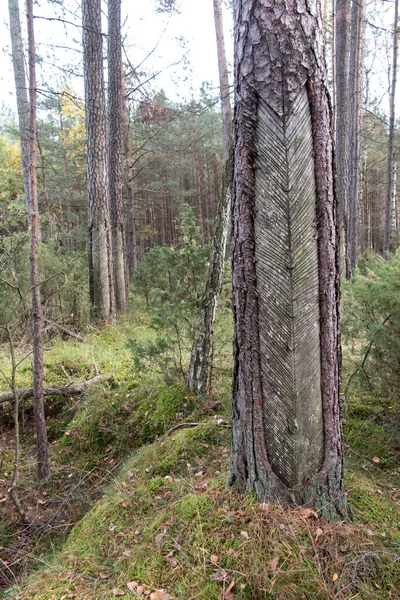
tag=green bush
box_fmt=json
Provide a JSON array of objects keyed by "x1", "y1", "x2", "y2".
[
  {"x1": 130, "y1": 205, "x2": 210, "y2": 381},
  {"x1": 342, "y1": 251, "x2": 400, "y2": 403}
]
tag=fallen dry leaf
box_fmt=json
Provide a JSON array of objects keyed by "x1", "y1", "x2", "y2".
[
  {"x1": 240, "y1": 531, "x2": 249, "y2": 540},
  {"x1": 113, "y1": 589, "x2": 125, "y2": 597},
  {"x1": 99, "y1": 573, "x2": 109, "y2": 580},
  {"x1": 299, "y1": 507, "x2": 319, "y2": 519},
  {"x1": 372, "y1": 456, "x2": 380, "y2": 463},
  {"x1": 270, "y1": 556, "x2": 279, "y2": 571},
  {"x1": 315, "y1": 527, "x2": 324, "y2": 541},
  {"x1": 332, "y1": 573, "x2": 338, "y2": 582},
  {"x1": 210, "y1": 569, "x2": 229, "y2": 582},
  {"x1": 150, "y1": 592, "x2": 170, "y2": 600},
  {"x1": 127, "y1": 581, "x2": 138, "y2": 592},
  {"x1": 210, "y1": 554, "x2": 219, "y2": 564}
]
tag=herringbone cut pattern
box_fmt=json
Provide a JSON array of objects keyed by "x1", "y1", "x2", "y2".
[{"x1": 254, "y1": 86, "x2": 324, "y2": 488}]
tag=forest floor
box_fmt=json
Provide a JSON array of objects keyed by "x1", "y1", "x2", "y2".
[{"x1": 0, "y1": 301, "x2": 399, "y2": 599}]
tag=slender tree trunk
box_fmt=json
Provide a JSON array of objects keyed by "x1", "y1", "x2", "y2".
[
  {"x1": 187, "y1": 0, "x2": 233, "y2": 395},
  {"x1": 27, "y1": 0, "x2": 50, "y2": 481},
  {"x1": 108, "y1": 0, "x2": 127, "y2": 310},
  {"x1": 229, "y1": 0, "x2": 350, "y2": 521},
  {"x1": 335, "y1": 0, "x2": 351, "y2": 276},
  {"x1": 214, "y1": 0, "x2": 232, "y2": 157},
  {"x1": 82, "y1": 0, "x2": 114, "y2": 319},
  {"x1": 8, "y1": 0, "x2": 34, "y2": 232},
  {"x1": 347, "y1": 0, "x2": 365, "y2": 275},
  {"x1": 383, "y1": 0, "x2": 399, "y2": 259},
  {"x1": 121, "y1": 73, "x2": 137, "y2": 276}
]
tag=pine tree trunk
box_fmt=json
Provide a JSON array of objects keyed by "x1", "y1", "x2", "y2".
[
  {"x1": 8, "y1": 0, "x2": 33, "y2": 230},
  {"x1": 82, "y1": 0, "x2": 114, "y2": 319},
  {"x1": 229, "y1": 0, "x2": 351, "y2": 521},
  {"x1": 27, "y1": 0, "x2": 50, "y2": 481},
  {"x1": 347, "y1": 0, "x2": 365, "y2": 276},
  {"x1": 187, "y1": 0, "x2": 232, "y2": 395},
  {"x1": 335, "y1": 0, "x2": 351, "y2": 276},
  {"x1": 108, "y1": 0, "x2": 127, "y2": 310},
  {"x1": 121, "y1": 72, "x2": 137, "y2": 276},
  {"x1": 383, "y1": 0, "x2": 399, "y2": 259}
]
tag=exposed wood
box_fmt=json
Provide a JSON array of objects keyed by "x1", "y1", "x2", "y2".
[{"x1": 0, "y1": 374, "x2": 110, "y2": 407}]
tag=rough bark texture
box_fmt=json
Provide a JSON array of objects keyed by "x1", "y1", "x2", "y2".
[
  {"x1": 335, "y1": 0, "x2": 351, "y2": 276},
  {"x1": 383, "y1": 0, "x2": 399, "y2": 260},
  {"x1": 8, "y1": 0, "x2": 32, "y2": 228},
  {"x1": 108, "y1": 0, "x2": 127, "y2": 310},
  {"x1": 27, "y1": 0, "x2": 50, "y2": 481},
  {"x1": 230, "y1": 0, "x2": 350, "y2": 521},
  {"x1": 82, "y1": 0, "x2": 113, "y2": 319},
  {"x1": 187, "y1": 0, "x2": 233, "y2": 395}
]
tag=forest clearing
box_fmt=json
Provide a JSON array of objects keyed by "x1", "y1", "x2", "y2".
[{"x1": 0, "y1": 0, "x2": 399, "y2": 598}]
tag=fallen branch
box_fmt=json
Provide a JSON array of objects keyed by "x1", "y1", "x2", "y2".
[
  {"x1": 0, "y1": 374, "x2": 110, "y2": 406},
  {"x1": 44, "y1": 320, "x2": 84, "y2": 342}
]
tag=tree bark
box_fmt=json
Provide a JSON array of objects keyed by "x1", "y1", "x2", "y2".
[
  {"x1": 122, "y1": 73, "x2": 137, "y2": 277},
  {"x1": 229, "y1": 0, "x2": 350, "y2": 521},
  {"x1": 347, "y1": 0, "x2": 365, "y2": 275},
  {"x1": 27, "y1": 0, "x2": 50, "y2": 481},
  {"x1": 187, "y1": 0, "x2": 233, "y2": 395},
  {"x1": 108, "y1": 0, "x2": 127, "y2": 310},
  {"x1": 383, "y1": 0, "x2": 399, "y2": 259},
  {"x1": 8, "y1": 0, "x2": 33, "y2": 231},
  {"x1": 335, "y1": 0, "x2": 351, "y2": 276},
  {"x1": 82, "y1": 0, "x2": 114, "y2": 319},
  {"x1": 214, "y1": 0, "x2": 232, "y2": 158}
]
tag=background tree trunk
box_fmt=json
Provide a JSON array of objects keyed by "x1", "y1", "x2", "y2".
[
  {"x1": 229, "y1": 0, "x2": 350, "y2": 521},
  {"x1": 27, "y1": 0, "x2": 50, "y2": 481},
  {"x1": 187, "y1": 0, "x2": 232, "y2": 395},
  {"x1": 347, "y1": 0, "x2": 365, "y2": 275},
  {"x1": 121, "y1": 73, "x2": 137, "y2": 277},
  {"x1": 8, "y1": 0, "x2": 33, "y2": 231},
  {"x1": 108, "y1": 0, "x2": 127, "y2": 310},
  {"x1": 383, "y1": 0, "x2": 399, "y2": 259},
  {"x1": 335, "y1": 0, "x2": 351, "y2": 276},
  {"x1": 82, "y1": 0, "x2": 114, "y2": 319}
]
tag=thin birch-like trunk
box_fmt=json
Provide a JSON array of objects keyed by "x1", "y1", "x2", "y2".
[
  {"x1": 187, "y1": 0, "x2": 232, "y2": 395},
  {"x1": 27, "y1": 0, "x2": 50, "y2": 481}
]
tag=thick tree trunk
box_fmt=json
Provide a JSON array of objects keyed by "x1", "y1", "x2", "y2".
[
  {"x1": 229, "y1": 0, "x2": 350, "y2": 521},
  {"x1": 27, "y1": 0, "x2": 50, "y2": 481},
  {"x1": 8, "y1": 0, "x2": 33, "y2": 231},
  {"x1": 335, "y1": 0, "x2": 351, "y2": 276},
  {"x1": 108, "y1": 0, "x2": 127, "y2": 310},
  {"x1": 82, "y1": 0, "x2": 114, "y2": 319},
  {"x1": 187, "y1": 0, "x2": 233, "y2": 395},
  {"x1": 383, "y1": 0, "x2": 399, "y2": 259}
]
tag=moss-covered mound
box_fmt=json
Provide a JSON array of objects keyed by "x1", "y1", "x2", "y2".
[{"x1": 5, "y1": 420, "x2": 398, "y2": 600}]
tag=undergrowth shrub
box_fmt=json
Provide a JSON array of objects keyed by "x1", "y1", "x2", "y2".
[
  {"x1": 342, "y1": 250, "x2": 400, "y2": 406},
  {"x1": 130, "y1": 205, "x2": 210, "y2": 381}
]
